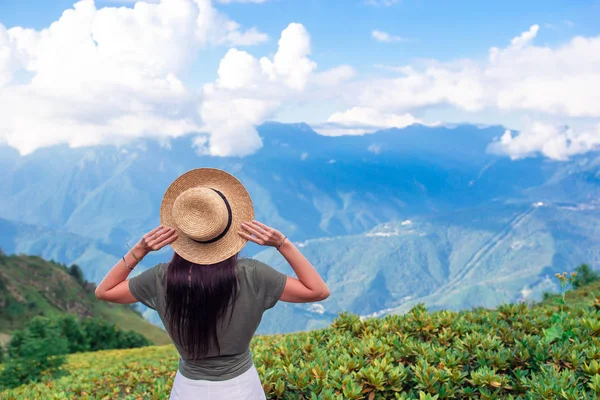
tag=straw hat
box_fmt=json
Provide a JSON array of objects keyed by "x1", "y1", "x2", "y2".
[{"x1": 160, "y1": 168, "x2": 254, "y2": 265}]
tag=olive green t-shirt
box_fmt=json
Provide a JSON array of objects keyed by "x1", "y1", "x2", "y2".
[{"x1": 128, "y1": 258, "x2": 287, "y2": 381}]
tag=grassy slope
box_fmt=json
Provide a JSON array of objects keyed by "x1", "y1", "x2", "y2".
[
  {"x1": 0, "y1": 254, "x2": 170, "y2": 345},
  {"x1": 541, "y1": 279, "x2": 600, "y2": 307}
]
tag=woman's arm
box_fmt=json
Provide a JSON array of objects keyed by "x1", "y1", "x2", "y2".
[
  {"x1": 95, "y1": 226, "x2": 177, "y2": 303},
  {"x1": 239, "y1": 221, "x2": 330, "y2": 303}
]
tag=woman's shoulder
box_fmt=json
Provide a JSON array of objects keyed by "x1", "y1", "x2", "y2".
[
  {"x1": 236, "y1": 257, "x2": 256, "y2": 274},
  {"x1": 237, "y1": 257, "x2": 259, "y2": 267},
  {"x1": 235, "y1": 257, "x2": 268, "y2": 280},
  {"x1": 236, "y1": 258, "x2": 285, "y2": 283},
  {"x1": 236, "y1": 257, "x2": 273, "y2": 273},
  {"x1": 154, "y1": 262, "x2": 170, "y2": 279}
]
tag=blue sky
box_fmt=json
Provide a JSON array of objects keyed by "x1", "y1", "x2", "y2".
[{"x1": 0, "y1": 0, "x2": 599, "y2": 160}]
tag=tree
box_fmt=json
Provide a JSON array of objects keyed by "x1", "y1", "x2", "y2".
[
  {"x1": 572, "y1": 264, "x2": 600, "y2": 289},
  {"x1": 68, "y1": 264, "x2": 86, "y2": 286},
  {"x1": 80, "y1": 317, "x2": 151, "y2": 351}
]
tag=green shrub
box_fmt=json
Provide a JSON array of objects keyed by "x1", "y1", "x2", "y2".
[
  {"x1": 572, "y1": 264, "x2": 600, "y2": 289},
  {"x1": 7, "y1": 269, "x2": 600, "y2": 397},
  {"x1": 80, "y1": 317, "x2": 151, "y2": 351},
  {"x1": 0, "y1": 317, "x2": 68, "y2": 389},
  {"x1": 0, "y1": 315, "x2": 150, "y2": 389},
  {"x1": 58, "y1": 315, "x2": 89, "y2": 353}
]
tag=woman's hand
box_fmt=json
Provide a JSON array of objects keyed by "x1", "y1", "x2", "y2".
[
  {"x1": 240, "y1": 220, "x2": 330, "y2": 303},
  {"x1": 239, "y1": 220, "x2": 286, "y2": 248},
  {"x1": 95, "y1": 225, "x2": 177, "y2": 304},
  {"x1": 133, "y1": 225, "x2": 178, "y2": 258}
]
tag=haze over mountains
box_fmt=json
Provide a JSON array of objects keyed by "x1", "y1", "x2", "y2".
[{"x1": 1, "y1": 122, "x2": 599, "y2": 333}]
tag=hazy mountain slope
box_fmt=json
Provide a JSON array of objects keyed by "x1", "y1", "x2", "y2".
[
  {"x1": 256, "y1": 202, "x2": 600, "y2": 333},
  {"x1": 0, "y1": 124, "x2": 532, "y2": 246},
  {"x1": 0, "y1": 217, "x2": 121, "y2": 283},
  {"x1": 2, "y1": 122, "x2": 600, "y2": 335},
  {"x1": 0, "y1": 253, "x2": 170, "y2": 345},
  {"x1": 0, "y1": 124, "x2": 556, "y2": 268}
]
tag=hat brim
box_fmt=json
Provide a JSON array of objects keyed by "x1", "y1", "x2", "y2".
[{"x1": 160, "y1": 168, "x2": 254, "y2": 265}]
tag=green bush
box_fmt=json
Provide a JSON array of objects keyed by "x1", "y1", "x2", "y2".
[
  {"x1": 6, "y1": 271, "x2": 600, "y2": 398},
  {"x1": 0, "y1": 317, "x2": 68, "y2": 389},
  {"x1": 80, "y1": 317, "x2": 151, "y2": 351},
  {"x1": 45, "y1": 315, "x2": 151, "y2": 353},
  {"x1": 542, "y1": 291, "x2": 554, "y2": 300},
  {"x1": 58, "y1": 315, "x2": 89, "y2": 353},
  {"x1": 572, "y1": 264, "x2": 600, "y2": 289},
  {"x1": 0, "y1": 315, "x2": 151, "y2": 389}
]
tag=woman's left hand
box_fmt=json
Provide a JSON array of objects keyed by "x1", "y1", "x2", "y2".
[{"x1": 134, "y1": 225, "x2": 178, "y2": 258}]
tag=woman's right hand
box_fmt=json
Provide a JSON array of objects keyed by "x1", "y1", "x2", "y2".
[
  {"x1": 240, "y1": 220, "x2": 330, "y2": 303},
  {"x1": 239, "y1": 220, "x2": 286, "y2": 248}
]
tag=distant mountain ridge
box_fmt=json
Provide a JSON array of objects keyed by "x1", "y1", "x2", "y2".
[
  {"x1": 1, "y1": 122, "x2": 599, "y2": 334},
  {"x1": 0, "y1": 123, "x2": 541, "y2": 245}
]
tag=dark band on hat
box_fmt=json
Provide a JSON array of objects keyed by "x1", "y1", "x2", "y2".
[{"x1": 192, "y1": 188, "x2": 233, "y2": 245}]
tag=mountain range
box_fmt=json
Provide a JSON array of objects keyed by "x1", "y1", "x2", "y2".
[{"x1": 1, "y1": 122, "x2": 598, "y2": 333}]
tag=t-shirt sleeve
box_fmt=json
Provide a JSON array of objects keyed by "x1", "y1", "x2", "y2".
[
  {"x1": 248, "y1": 259, "x2": 287, "y2": 310},
  {"x1": 128, "y1": 264, "x2": 160, "y2": 310}
]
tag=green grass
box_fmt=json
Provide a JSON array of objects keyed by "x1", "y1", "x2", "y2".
[{"x1": 0, "y1": 254, "x2": 170, "y2": 345}]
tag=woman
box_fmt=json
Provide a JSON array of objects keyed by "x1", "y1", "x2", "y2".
[{"x1": 95, "y1": 168, "x2": 329, "y2": 399}]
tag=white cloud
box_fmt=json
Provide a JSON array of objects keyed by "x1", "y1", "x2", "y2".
[
  {"x1": 322, "y1": 25, "x2": 600, "y2": 156},
  {"x1": 313, "y1": 107, "x2": 422, "y2": 136},
  {"x1": 365, "y1": 0, "x2": 400, "y2": 6},
  {"x1": 311, "y1": 65, "x2": 356, "y2": 87},
  {"x1": 105, "y1": 0, "x2": 269, "y2": 6},
  {"x1": 2, "y1": 4, "x2": 599, "y2": 162},
  {"x1": 216, "y1": 48, "x2": 263, "y2": 90},
  {"x1": 507, "y1": 24, "x2": 539, "y2": 49},
  {"x1": 328, "y1": 107, "x2": 420, "y2": 129},
  {"x1": 488, "y1": 122, "x2": 600, "y2": 161},
  {"x1": 344, "y1": 62, "x2": 486, "y2": 115},
  {"x1": 217, "y1": 0, "x2": 266, "y2": 3},
  {"x1": 0, "y1": 0, "x2": 356, "y2": 157},
  {"x1": 348, "y1": 25, "x2": 600, "y2": 118},
  {"x1": 193, "y1": 0, "x2": 268, "y2": 46},
  {"x1": 0, "y1": 0, "x2": 270, "y2": 155},
  {"x1": 199, "y1": 23, "x2": 318, "y2": 156},
  {"x1": 100, "y1": 0, "x2": 160, "y2": 3},
  {"x1": 260, "y1": 23, "x2": 317, "y2": 90},
  {"x1": 372, "y1": 30, "x2": 405, "y2": 43}
]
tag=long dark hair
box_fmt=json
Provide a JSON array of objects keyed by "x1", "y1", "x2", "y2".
[{"x1": 165, "y1": 252, "x2": 239, "y2": 359}]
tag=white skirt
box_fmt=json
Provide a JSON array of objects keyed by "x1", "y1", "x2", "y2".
[{"x1": 169, "y1": 365, "x2": 267, "y2": 400}]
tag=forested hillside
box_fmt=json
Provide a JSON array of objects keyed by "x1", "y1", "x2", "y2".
[{"x1": 0, "y1": 252, "x2": 169, "y2": 345}]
